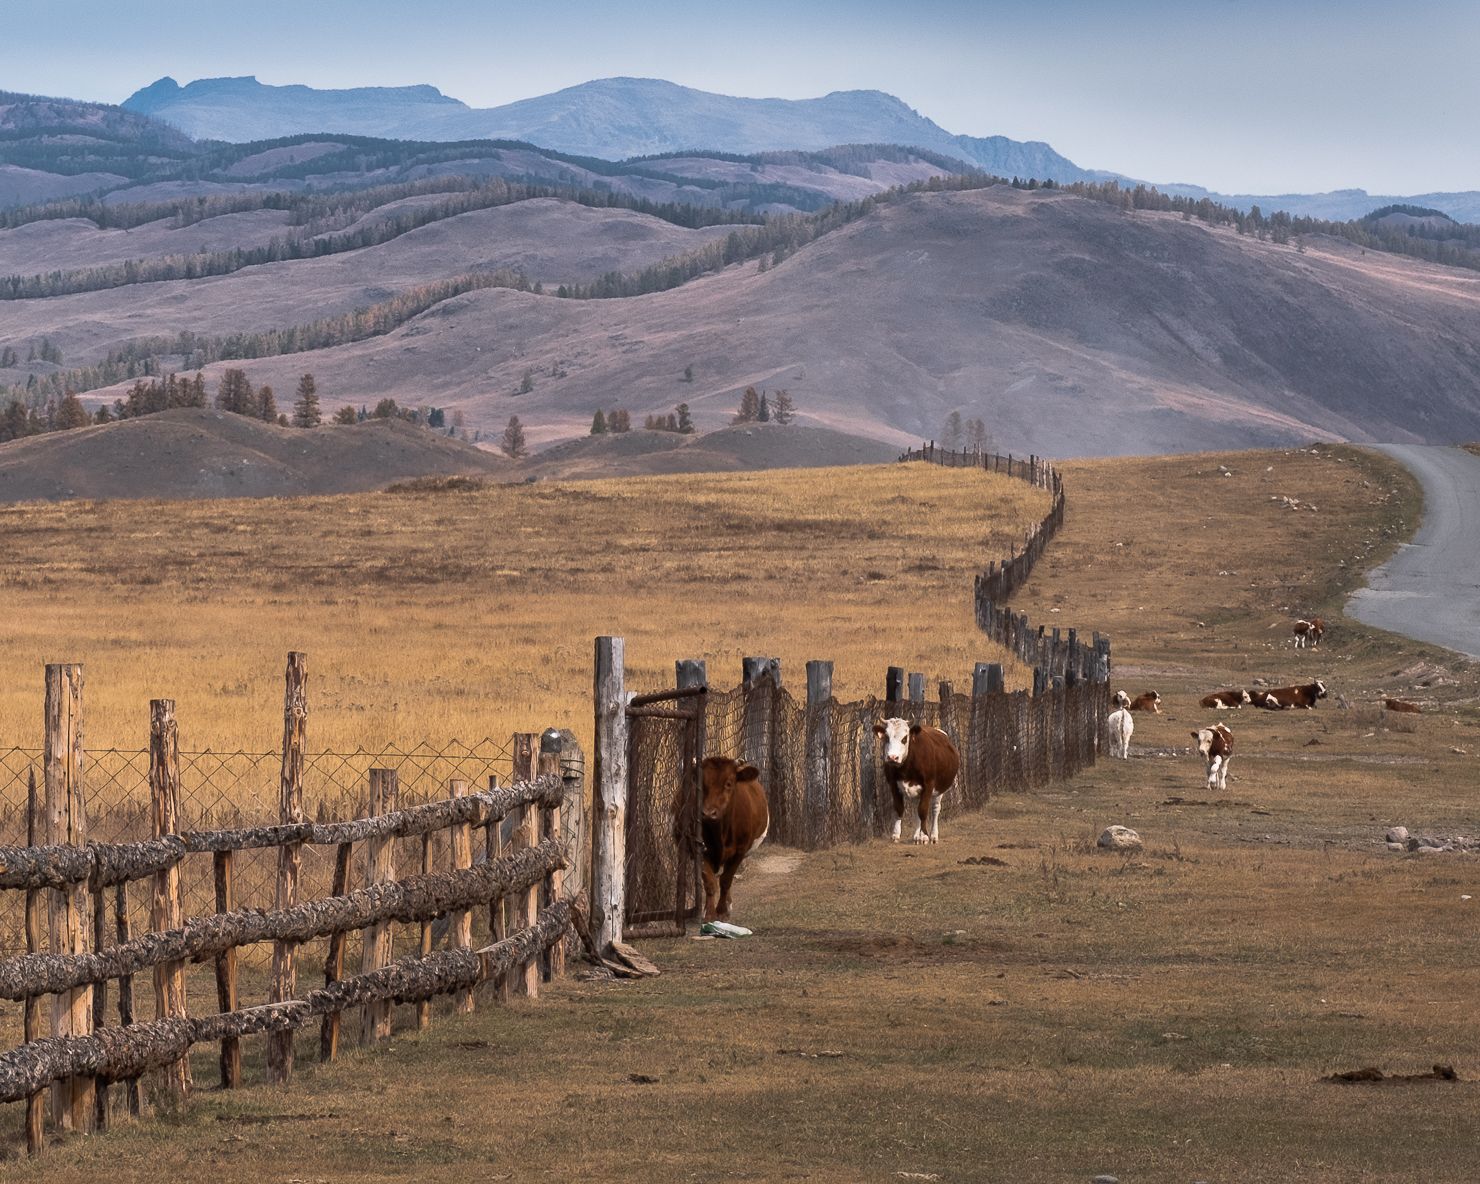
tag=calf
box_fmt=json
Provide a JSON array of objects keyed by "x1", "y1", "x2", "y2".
[
  {"x1": 689, "y1": 756, "x2": 770, "y2": 922},
  {"x1": 1257, "y1": 680, "x2": 1328, "y2": 709},
  {"x1": 1127, "y1": 690, "x2": 1162, "y2": 713},
  {"x1": 1293, "y1": 618, "x2": 1325, "y2": 648},
  {"x1": 1112, "y1": 690, "x2": 1131, "y2": 709},
  {"x1": 1200, "y1": 689, "x2": 1253, "y2": 709},
  {"x1": 1191, "y1": 724, "x2": 1234, "y2": 791},
  {"x1": 873, "y1": 719, "x2": 960, "y2": 844},
  {"x1": 1106, "y1": 704, "x2": 1134, "y2": 759},
  {"x1": 1384, "y1": 697, "x2": 1422, "y2": 714}
]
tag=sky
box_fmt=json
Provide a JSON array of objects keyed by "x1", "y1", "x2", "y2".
[{"x1": 6, "y1": 0, "x2": 1478, "y2": 195}]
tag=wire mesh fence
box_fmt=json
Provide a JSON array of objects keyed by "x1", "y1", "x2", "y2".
[{"x1": 0, "y1": 739, "x2": 513, "y2": 955}]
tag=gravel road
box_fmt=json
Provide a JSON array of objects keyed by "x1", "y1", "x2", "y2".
[{"x1": 1348, "y1": 444, "x2": 1480, "y2": 658}]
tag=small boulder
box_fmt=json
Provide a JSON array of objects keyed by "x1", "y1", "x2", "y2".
[
  {"x1": 1385, "y1": 826, "x2": 1409, "y2": 845},
  {"x1": 1097, "y1": 825, "x2": 1143, "y2": 851}
]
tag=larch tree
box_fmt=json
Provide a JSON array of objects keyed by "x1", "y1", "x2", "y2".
[
  {"x1": 500, "y1": 415, "x2": 528, "y2": 458},
  {"x1": 292, "y1": 373, "x2": 322, "y2": 427}
]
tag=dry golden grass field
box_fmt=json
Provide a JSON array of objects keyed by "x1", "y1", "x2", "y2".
[{"x1": 7, "y1": 445, "x2": 1480, "y2": 1181}]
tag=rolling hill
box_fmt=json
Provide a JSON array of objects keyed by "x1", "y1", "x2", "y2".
[
  {"x1": 0, "y1": 407, "x2": 506, "y2": 501},
  {"x1": 72, "y1": 185, "x2": 1480, "y2": 456}
]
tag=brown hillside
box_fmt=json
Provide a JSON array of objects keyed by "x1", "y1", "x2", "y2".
[
  {"x1": 85, "y1": 186, "x2": 1480, "y2": 455},
  {"x1": 0, "y1": 408, "x2": 506, "y2": 502}
]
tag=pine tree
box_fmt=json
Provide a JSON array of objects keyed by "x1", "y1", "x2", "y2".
[
  {"x1": 608, "y1": 408, "x2": 631, "y2": 433},
  {"x1": 676, "y1": 403, "x2": 693, "y2": 433},
  {"x1": 1, "y1": 399, "x2": 30, "y2": 442},
  {"x1": 518, "y1": 369, "x2": 535, "y2": 395},
  {"x1": 682, "y1": 364, "x2": 694, "y2": 383},
  {"x1": 292, "y1": 373, "x2": 321, "y2": 427},
  {"x1": 944, "y1": 410, "x2": 963, "y2": 449},
  {"x1": 373, "y1": 398, "x2": 399, "y2": 420},
  {"x1": 733, "y1": 386, "x2": 760, "y2": 423},
  {"x1": 499, "y1": 415, "x2": 528, "y2": 459},
  {"x1": 757, "y1": 393, "x2": 771, "y2": 422},
  {"x1": 94, "y1": 405, "x2": 112, "y2": 425},
  {"x1": 215, "y1": 368, "x2": 254, "y2": 415},
  {"x1": 665, "y1": 413, "x2": 679, "y2": 432},
  {"x1": 188, "y1": 372, "x2": 207, "y2": 408},
  {"x1": 257, "y1": 386, "x2": 277, "y2": 422},
  {"x1": 334, "y1": 405, "x2": 358, "y2": 425},
  {"x1": 771, "y1": 390, "x2": 795, "y2": 425},
  {"x1": 55, "y1": 391, "x2": 89, "y2": 430},
  {"x1": 591, "y1": 409, "x2": 608, "y2": 435}
]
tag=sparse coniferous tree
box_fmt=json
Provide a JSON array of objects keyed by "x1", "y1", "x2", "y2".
[
  {"x1": 499, "y1": 415, "x2": 528, "y2": 459},
  {"x1": 257, "y1": 385, "x2": 277, "y2": 422},
  {"x1": 292, "y1": 373, "x2": 321, "y2": 427},
  {"x1": 758, "y1": 393, "x2": 771, "y2": 422},
  {"x1": 372, "y1": 398, "x2": 399, "y2": 420},
  {"x1": 277, "y1": 414, "x2": 289, "y2": 427},
  {"x1": 591, "y1": 409, "x2": 608, "y2": 435},
  {"x1": 55, "y1": 391, "x2": 89, "y2": 430},
  {"x1": 683, "y1": 364, "x2": 694, "y2": 383},
  {"x1": 518, "y1": 369, "x2": 535, "y2": 395},
  {"x1": 733, "y1": 386, "x2": 760, "y2": 423},
  {"x1": 771, "y1": 390, "x2": 795, "y2": 424},
  {"x1": 965, "y1": 417, "x2": 989, "y2": 452},
  {"x1": 676, "y1": 403, "x2": 694, "y2": 433},
  {"x1": 643, "y1": 414, "x2": 658, "y2": 430},
  {"x1": 608, "y1": 408, "x2": 631, "y2": 433},
  {"x1": 215, "y1": 368, "x2": 254, "y2": 415},
  {"x1": 428, "y1": 408, "x2": 445, "y2": 429},
  {"x1": 334, "y1": 405, "x2": 358, "y2": 425},
  {"x1": 94, "y1": 405, "x2": 112, "y2": 425},
  {"x1": 944, "y1": 410, "x2": 963, "y2": 449},
  {"x1": 1, "y1": 399, "x2": 30, "y2": 441},
  {"x1": 665, "y1": 413, "x2": 679, "y2": 432},
  {"x1": 188, "y1": 372, "x2": 207, "y2": 408}
]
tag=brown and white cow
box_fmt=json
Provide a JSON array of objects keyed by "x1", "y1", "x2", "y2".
[
  {"x1": 1384, "y1": 697, "x2": 1422, "y2": 714},
  {"x1": 1127, "y1": 690, "x2": 1162, "y2": 713},
  {"x1": 691, "y1": 756, "x2": 770, "y2": 922},
  {"x1": 1191, "y1": 724, "x2": 1234, "y2": 791},
  {"x1": 1293, "y1": 618, "x2": 1325, "y2": 648},
  {"x1": 1256, "y1": 680, "x2": 1328, "y2": 709},
  {"x1": 1200, "y1": 689, "x2": 1253, "y2": 709},
  {"x1": 873, "y1": 719, "x2": 960, "y2": 844}
]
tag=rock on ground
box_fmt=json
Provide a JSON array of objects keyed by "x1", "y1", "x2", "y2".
[{"x1": 1097, "y1": 825, "x2": 1142, "y2": 851}]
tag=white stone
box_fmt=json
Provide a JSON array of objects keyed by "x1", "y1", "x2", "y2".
[
  {"x1": 1097, "y1": 825, "x2": 1142, "y2": 851},
  {"x1": 1385, "y1": 826, "x2": 1409, "y2": 844}
]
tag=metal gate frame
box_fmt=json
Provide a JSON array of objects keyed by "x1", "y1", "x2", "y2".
[{"x1": 623, "y1": 683, "x2": 707, "y2": 934}]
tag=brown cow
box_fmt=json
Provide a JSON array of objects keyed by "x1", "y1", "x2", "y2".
[
  {"x1": 1201, "y1": 689, "x2": 1253, "y2": 709},
  {"x1": 1384, "y1": 698, "x2": 1422, "y2": 714},
  {"x1": 1293, "y1": 618, "x2": 1325, "y2": 648},
  {"x1": 874, "y1": 718, "x2": 960, "y2": 844},
  {"x1": 1127, "y1": 690, "x2": 1162, "y2": 713},
  {"x1": 694, "y1": 756, "x2": 769, "y2": 922},
  {"x1": 1255, "y1": 679, "x2": 1328, "y2": 709},
  {"x1": 1191, "y1": 724, "x2": 1234, "y2": 791}
]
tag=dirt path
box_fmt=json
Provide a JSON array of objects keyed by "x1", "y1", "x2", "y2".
[{"x1": 1349, "y1": 444, "x2": 1480, "y2": 658}]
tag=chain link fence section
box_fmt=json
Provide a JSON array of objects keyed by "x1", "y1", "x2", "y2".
[{"x1": 0, "y1": 738, "x2": 513, "y2": 954}]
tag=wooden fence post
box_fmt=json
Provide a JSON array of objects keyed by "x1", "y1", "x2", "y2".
[
  {"x1": 591, "y1": 637, "x2": 628, "y2": 955},
  {"x1": 268, "y1": 651, "x2": 306, "y2": 1086},
  {"x1": 213, "y1": 849, "x2": 241, "y2": 1086},
  {"x1": 149, "y1": 699, "x2": 189, "y2": 1103},
  {"x1": 558, "y1": 733, "x2": 586, "y2": 926},
  {"x1": 447, "y1": 778, "x2": 476, "y2": 1012},
  {"x1": 741, "y1": 657, "x2": 779, "y2": 782},
  {"x1": 419, "y1": 821, "x2": 436, "y2": 1025},
  {"x1": 318, "y1": 841, "x2": 352, "y2": 1061},
  {"x1": 885, "y1": 666, "x2": 904, "y2": 707},
  {"x1": 484, "y1": 773, "x2": 510, "y2": 1006},
  {"x1": 538, "y1": 730, "x2": 565, "y2": 979},
  {"x1": 23, "y1": 769, "x2": 45, "y2": 1154},
  {"x1": 507, "y1": 733, "x2": 535, "y2": 965},
  {"x1": 360, "y1": 768, "x2": 399, "y2": 1041},
  {"x1": 511, "y1": 772, "x2": 539, "y2": 999},
  {"x1": 115, "y1": 881, "x2": 140, "y2": 1117},
  {"x1": 908, "y1": 673, "x2": 925, "y2": 721},
  {"x1": 805, "y1": 660, "x2": 834, "y2": 847},
  {"x1": 45, "y1": 662, "x2": 93, "y2": 1133},
  {"x1": 676, "y1": 660, "x2": 706, "y2": 924}
]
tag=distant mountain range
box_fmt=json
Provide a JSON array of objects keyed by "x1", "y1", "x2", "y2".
[{"x1": 115, "y1": 75, "x2": 1480, "y2": 223}]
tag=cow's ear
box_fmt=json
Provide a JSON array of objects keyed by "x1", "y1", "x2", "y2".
[
  {"x1": 872, "y1": 722, "x2": 886, "y2": 736},
  {"x1": 909, "y1": 724, "x2": 921, "y2": 736},
  {"x1": 736, "y1": 764, "x2": 760, "y2": 783},
  {"x1": 1189, "y1": 731, "x2": 1199, "y2": 740}
]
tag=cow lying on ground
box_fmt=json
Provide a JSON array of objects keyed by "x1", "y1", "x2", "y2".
[
  {"x1": 686, "y1": 756, "x2": 770, "y2": 922},
  {"x1": 1192, "y1": 724, "x2": 1234, "y2": 791},
  {"x1": 1127, "y1": 690, "x2": 1162, "y2": 713},
  {"x1": 1293, "y1": 618, "x2": 1325, "y2": 648},
  {"x1": 1253, "y1": 680, "x2": 1328, "y2": 709},
  {"x1": 873, "y1": 719, "x2": 960, "y2": 844},
  {"x1": 1201, "y1": 689, "x2": 1253, "y2": 709},
  {"x1": 1106, "y1": 701, "x2": 1134, "y2": 759},
  {"x1": 1384, "y1": 698, "x2": 1422, "y2": 714}
]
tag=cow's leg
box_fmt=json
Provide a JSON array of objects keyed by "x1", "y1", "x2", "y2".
[
  {"x1": 912, "y1": 786, "x2": 931, "y2": 844},
  {"x1": 1206, "y1": 756, "x2": 1220, "y2": 792},
  {"x1": 717, "y1": 855, "x2": 744, "y2": 920},
  {"x1": 890, "y1": 784, "x2": 904, "y2": 842},
  {"x1": 1218, "y1": 756, "x2": 1231, "y2": 792},
  {"x1": 701, "y1": 860, "x2": 721, "y2": 922},
  {"x1": 927, "y1": 793, "x2": 943, "y2": 844}
]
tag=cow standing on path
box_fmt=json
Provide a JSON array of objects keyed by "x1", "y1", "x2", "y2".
[
  {"x1": 691, "y1": 756, "x2": 770, "y2": 922},
  {"x1": 1192, "y1": 724, "x2": 1234, "y2": 791},
  {"x1": 873, "y1": 719, "x2": 960, "y2": 844},
  {"x1": 1293, "y1": 618, "x2": 1325, "y2": 648}
]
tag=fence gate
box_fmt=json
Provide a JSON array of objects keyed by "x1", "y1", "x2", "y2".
[{"x1": 623, "y1": 683, "x2": 707, "y2": 935}]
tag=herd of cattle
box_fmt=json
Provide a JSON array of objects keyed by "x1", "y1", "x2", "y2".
[{"x1": 689, "y1": 616, "x2": 1417, "y2": 922}]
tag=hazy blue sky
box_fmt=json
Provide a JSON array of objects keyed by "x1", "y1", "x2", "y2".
[{"x1": 7, "y1": 0, "x2": 1477, "y2": 194}]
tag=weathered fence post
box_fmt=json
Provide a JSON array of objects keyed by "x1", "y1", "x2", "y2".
[
  {"x1": 23, "y1": 769, "x2": 45, "y2": 1154},
  {"x1": 449, "y1": 778, "x2": 477, "y2": 1012},
  {"x1": 213, "y1": 848, "x2": 241, "y2": 1086},
  {"x1": 360, "y1": 768, "x2": 399, "y2": 1040},
  {"x1": 506, "y1": 733, "x2": 535, "y2": 971},
  {"x1": 676, "y1": 660, "x2": 707, "y2": 923},
  {"x1": 591, "y1": 637, "x2": 628, "y2": 955},
  {"x1": 538, "y1": 730, "x2": 565, "y2": 980},
  {"x1": 805, "y1": 660, "x2": 834, "y2": 846},
  {"x1": 149, "y1": 698, "x2": 190, "y2": 1103},
  {"x1": 318, "y1": 839, "x2": 352, "y2": 1062},
  {"x1": 115, "y1": 881, "x2": 140, "y2": 1117},
  {"x1": 419, "y1": 819, "x2": 436, "y2": 1024},
  {"x1": 741, "y1": 657, "x2": 779, "y2": 786},
  {"x1": 268, "y1": 651, "x2": 306, "y2": 1086},
  {"x1": 908, "y1": 673, "x2": 926, "y2": 721},
  {"x1": 557, "y1": 734, "x2": 586, "y2": 965},
  {"x1": 938, "y1": 680, "x2": 960, "y2": 745},
  {"x1": 45, "y1": 662, "x2": 93, "y2": 1133},
  {"x1": 512, "y1": 772, "x2": 539, "y2": 999},
  {"x1": 885, "y1": 666, "x2": 905, "y2": 707}
]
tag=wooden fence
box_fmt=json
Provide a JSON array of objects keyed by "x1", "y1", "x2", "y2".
[{"x1": 0, "y1": 655, "x2": 585, "y2": 1157}]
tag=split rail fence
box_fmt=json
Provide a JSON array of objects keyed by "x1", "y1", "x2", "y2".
[{"x1": 0, "y1": 655, "x2": 586, "y2": 1157}]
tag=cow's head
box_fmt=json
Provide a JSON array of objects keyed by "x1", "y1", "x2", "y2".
[
  {"x1": 1238, "y1": 689, "x2": 1253, "y2": 705},
  {"x1": 1314, "y1": 679, "x2": 1328, "y2": 699},
  {"x1": 700, "y1": 756, "x2": 759, "y2": 822},
  {"x1": 1112, "y1": 690, "x2": 1131, "y2": 708},
  {"x1": 873, "y1": 717, "x2": 917, "y2": 766},
  {"x1": 1191, "y1": 728, "x2": 1214, "y2": 757}
]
